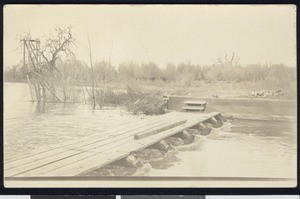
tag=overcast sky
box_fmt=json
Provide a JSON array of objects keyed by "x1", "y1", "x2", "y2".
[{"x1": 4, "y1": 5, "x2": 296, "y2": 68}]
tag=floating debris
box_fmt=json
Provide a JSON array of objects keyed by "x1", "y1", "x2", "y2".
[{"x1": 249, "y1": 89, "x2": 284, "y2": 98}]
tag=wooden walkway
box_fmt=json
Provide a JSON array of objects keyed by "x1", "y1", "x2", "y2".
[{"x1": 5, "y1": 111, "x2": 223, "y2": 178}]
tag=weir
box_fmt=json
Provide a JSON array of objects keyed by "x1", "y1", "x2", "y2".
[{"x1": 4, "y1": 111, "x2": 226, "y2": 178}]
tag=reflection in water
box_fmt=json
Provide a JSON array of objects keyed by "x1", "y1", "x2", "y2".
[
  {"x1": 4, "y1": 83, "x2": 297, "y2": 179},
  {"x1": 35, "y1": 102, "x2": 46, "y2": 113}
]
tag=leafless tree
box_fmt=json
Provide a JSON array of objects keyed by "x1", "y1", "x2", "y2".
[
  {"x1": 22, "y1": 26, "x2": 75, "y2": 103},
  {"x1": 216, "y1": 52, "x2": 240, "y2": 67},
  {"x1": 40, "y1": 26, "x2": 75, "y2": 72}
]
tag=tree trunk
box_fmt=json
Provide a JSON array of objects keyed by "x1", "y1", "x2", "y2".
[{"x1": 42, "y1": 85, "x2": 46, "y2": 103}]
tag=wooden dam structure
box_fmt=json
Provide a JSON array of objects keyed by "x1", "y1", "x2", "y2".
[{"x1": 5, "y1": 108, "x2": 226, "y2": 178}]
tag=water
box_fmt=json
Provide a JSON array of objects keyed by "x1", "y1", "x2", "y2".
[
  {"x1": 4, "y1": 83, "x2": 297, "y2": 179},
  {"x1": 4, "y1": 83, "x2": 143, "y2": 161},
  {"x1": 150, "y1": 121, "x2": 296, "y2": 178}
]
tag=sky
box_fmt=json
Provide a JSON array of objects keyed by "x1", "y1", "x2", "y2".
[{"x1": 4, "y1": 5, "x2": 297, "y2": 68}]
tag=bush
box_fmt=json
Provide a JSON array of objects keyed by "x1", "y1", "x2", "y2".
[
  {"x1": 124, "y1": 84, "x2": 166, "y2": 115},
  {"x1": 126, "y1": 94, "x2": 166, "y2": 115}
]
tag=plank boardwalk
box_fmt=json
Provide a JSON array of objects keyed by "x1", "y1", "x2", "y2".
[{"x1": 5, "y1": 111, "x2": 221, "y2": 177}]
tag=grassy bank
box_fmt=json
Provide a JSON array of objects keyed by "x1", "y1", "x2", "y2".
[{"x1": 82, "y1": 79, "x2": 296, "y2": 115}]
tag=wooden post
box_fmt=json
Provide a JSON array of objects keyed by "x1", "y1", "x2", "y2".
[
  {"x1": 198, "y1": 122, "x2": 212, "y2": 135},
  {"x1": 23, "y1": 40, "x2": 35, "y2": 102},
  {"x1": 149, "y1": 140, "x2": 170, "y2": 152},
  {"x1": 210, "y1": 116, "x2": 218, "y2": 124},
  {"x1": 215, "y1": 113, "x2": 227, "y2": 122},
  {"x1": 208, "y1": 116, "x2": 223, "y2": 128},
  {"x1": 88, "y1": 34, "x2": 96, "y2": 109},
  {"x1": 198, "y1": 123, "x2": 206, "y2": 129},
  {"x1": 25, "y1": 40, "x2": 41, "y2": 102},
  {"x1": 125, "y1": 155, "x2": 144, "y2": 168},
  {"x1": 179, "y1": 130, "x2": 195, "y2": 144}
]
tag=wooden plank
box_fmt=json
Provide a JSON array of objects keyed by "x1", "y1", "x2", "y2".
[
  {"x1": 11, "y1": 114, "x2": 199, "y2": 177},
  {"x1": 7, "y1": 114, "x2": 191, "y2": 177},
  {"x1": 182, "y1": 106, "x2": 205, "y2": 111},
  {"x1": 39, "y1": 152, "x2": 133, "y2": 177},
  {"x1": 47, "y1": 116, "x2": 211, "y2": 177},
  {"x1": 18, "y1": 112, "x2": 221, "y2": 177},
  {"x1": 134, "y1": 120, "x2": 187, "y2": 140},
  {"x1": 184, "y1": 100, "x2": 207, "y2": 105},
  {"x1": 30, "y1": 118, "x2": 201, "y2": 176}
]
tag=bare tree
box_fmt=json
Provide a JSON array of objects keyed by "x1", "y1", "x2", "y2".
[
  {"x1": 216, "y1": 52, "x2": 240, "y2": 67},
  {"x1": 40, "y1": 26, "x2": 75, "y2": 72},
  {"x1": 216, "y1": 52, "x2": 243, "y2": 82},
  {"x1": 22, "y1": 26, "x2": 75, "y2": 103}
]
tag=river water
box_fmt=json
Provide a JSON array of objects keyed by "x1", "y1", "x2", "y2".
[{"x1": 4, "y1": 83, "x2": 297, "y2": 179}]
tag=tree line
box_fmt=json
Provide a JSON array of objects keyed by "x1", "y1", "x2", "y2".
[{"x1": 4, "y1": 58, "x2": 296, "y2": 86}]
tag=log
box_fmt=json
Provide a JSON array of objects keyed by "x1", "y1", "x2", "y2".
[
  {"x1": 178, "y1": 130, "x2": 194, "y2": 144},
  {"x1": 208, "y1": 116, "x2": 223, "y2": 128},
  {"x1": 215, "y1": 113, "x2": 227, "y2": 122},
  {"x1": 132, "y1": 163, "x2": 152, "y2": 176},
  {"x1": 198, "y1": 123, "x2": 212, "y2": 135},
  {"x1": 124, "y1": 155, "x2": 144, "y2": 168},
  {"x1": 188, "y1": 122, "x2": 212, "y2": 135},
  {"x1": 210, "y1": 116, "x2": 218, "y2": 124},
  {"x1": 149, "y1": 140, "x2": 170, "y2": 152}
]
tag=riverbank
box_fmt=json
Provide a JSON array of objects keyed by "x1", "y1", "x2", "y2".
[{"x1": 167, "y1": 95, "x2": 297, "y2": 117}]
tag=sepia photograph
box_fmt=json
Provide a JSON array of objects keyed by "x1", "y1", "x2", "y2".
[{"x1": 3, "y1": 5, "x2": 297, "y2": 188}]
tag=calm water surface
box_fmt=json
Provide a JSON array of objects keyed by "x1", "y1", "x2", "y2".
[
  {"x1": 4, "y1": 83, "x2": 143, "y2": 160},
  {"x1": 4, "y1": 83, "x2": 297, "y2": 178}
]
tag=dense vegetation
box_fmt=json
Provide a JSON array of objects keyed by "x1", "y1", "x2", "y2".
[
  {"x1": 4, "y1": 58, "x2": 296, "y2": 114},
  {"x1": 4, "y1": 59, "x2": 296, "y2": 86}
]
